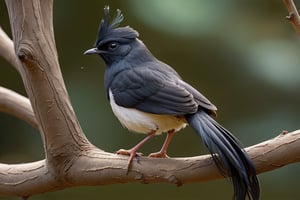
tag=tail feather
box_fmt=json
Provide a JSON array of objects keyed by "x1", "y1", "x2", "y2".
[{"x1": 186, "y1": 110, "x2": 260, "y2": 200}]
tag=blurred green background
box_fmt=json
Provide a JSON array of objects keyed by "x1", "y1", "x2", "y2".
[{"x1": 1, "y1": 0, "x2": 300, "y2": 199}]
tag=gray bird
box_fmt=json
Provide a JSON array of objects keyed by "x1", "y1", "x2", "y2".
[{"x1": 84, "y1": 6, "x2": 260, "y2": 200}]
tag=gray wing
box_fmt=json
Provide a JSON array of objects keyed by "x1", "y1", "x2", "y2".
[{"x1": 110, "y1": 67, "x2": 217, "y2": 115}]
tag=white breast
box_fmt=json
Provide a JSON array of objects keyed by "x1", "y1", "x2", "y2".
[{"x1": 109, "y1": 90, "x2": 187, "y2": 135}]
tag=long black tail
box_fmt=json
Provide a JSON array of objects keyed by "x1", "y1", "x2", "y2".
[{"x1": 186, "y1": 110, "x2": 260, "y2": 200}]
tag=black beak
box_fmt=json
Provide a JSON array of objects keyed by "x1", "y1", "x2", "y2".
[{"x1": 84, "y1": 48, "x2": 102, "y2": 55}]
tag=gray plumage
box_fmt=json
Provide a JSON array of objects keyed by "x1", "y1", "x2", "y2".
[{"x1": 85, "y1": 6, "x2": 260, "y2": 200}]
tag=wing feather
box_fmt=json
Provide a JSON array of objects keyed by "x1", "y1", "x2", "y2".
[{"x1": 110, "y1": 67, "x2": 216, "y2": 115}]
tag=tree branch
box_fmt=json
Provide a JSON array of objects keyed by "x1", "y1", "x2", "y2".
[
  {"x1": 0, "y1": 129, "x2": 300, "y2": 197},
  {"x1": 0, "y1": 20, "x2": 37, "y2": 129},
  {"x1": 0, "y1": 86, "x2": 37, "y2": 128},
  {"x1": 5, "y1": 0, "x2": 92, "y2": 167},
  {"x1": 283, "y1": 0, "x2": 300, "y2": 36},
  {"x1": 0, "y1": 27, "x2": 22, "y2": 72}
]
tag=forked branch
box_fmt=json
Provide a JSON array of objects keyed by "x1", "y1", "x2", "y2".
[{"x1": 0, "y1": 130, "x2": 300, "y2": 197}]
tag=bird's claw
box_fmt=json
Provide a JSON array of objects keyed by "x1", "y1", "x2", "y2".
[
  {"x1": 116, "y1": 149, "x2": 143, "y2": 157},
  {"x1": 116, "y1": 149, "x2": 143, "y2": 173},
  {"x1": 148, "y1": 151, "x2": 169, "y2": 158}
]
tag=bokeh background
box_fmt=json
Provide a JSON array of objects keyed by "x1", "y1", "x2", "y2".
[{"x1": 1, "y1": 0, "x2": 300, "y2": 199}]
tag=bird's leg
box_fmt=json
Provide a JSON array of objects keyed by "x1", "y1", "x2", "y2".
[
  {"x1": 116, "y1": 130, "x2": 156, "y2": 170},
  {"x1": 148, "y1": 129, "x2": 175, "y2": 158}
]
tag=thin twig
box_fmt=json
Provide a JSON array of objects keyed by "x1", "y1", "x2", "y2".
[{"x1": 283, "y1": 0, "x2": 300, "y2": 36}]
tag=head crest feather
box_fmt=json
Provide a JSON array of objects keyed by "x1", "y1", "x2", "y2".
[{"x1": 95, "y1": 6, "x2": 138, "y2": 47}]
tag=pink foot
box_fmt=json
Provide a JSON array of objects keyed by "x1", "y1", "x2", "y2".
[
  {"x1": 148, "y1": 151, "x2": 169, "y2": 158},
  {"x1": 116, "y1": 149, "x2": 143, "y2": 157},
  {"x1": 116, "y1": 149, "x2": 143, "y2": 170},
  {"x1": 115, "y1": 131, "x2": 156, "y2": 173}
]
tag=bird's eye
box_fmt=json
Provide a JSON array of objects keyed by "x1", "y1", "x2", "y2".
[{"x1": 107, "y1": 42, "x2": 119, "y2": 50}]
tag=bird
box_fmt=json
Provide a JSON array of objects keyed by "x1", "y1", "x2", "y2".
[{"x1": 84, "y1": 5, "x2": 260, "y2": 200}]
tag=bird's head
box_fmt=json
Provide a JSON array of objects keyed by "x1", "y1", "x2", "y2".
[{"x1": 84, "y1": 6, "x2": 140, "y2": 65}]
